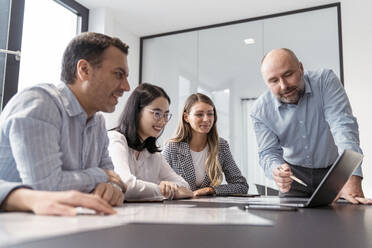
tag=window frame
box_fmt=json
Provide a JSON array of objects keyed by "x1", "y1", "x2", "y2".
[{"x1": 2, "y1": 0, "x2": 89, "y2": 109}]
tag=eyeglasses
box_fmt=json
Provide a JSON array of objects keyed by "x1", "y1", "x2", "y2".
[{"x1": 145, "y1": 108, "x2": 172, "y2": 122}]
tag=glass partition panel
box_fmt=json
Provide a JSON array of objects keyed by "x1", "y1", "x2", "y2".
[
  {"x1": 142, "y1": 32, "x2": 198, "y2": 146},
  {"x1": 263, "y1": 6, "x2": 340, "y2": 77},
  {"x1": 197, "y1": 20, "x2": 265, "y2": 180}
]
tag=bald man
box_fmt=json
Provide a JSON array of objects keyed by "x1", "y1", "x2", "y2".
[{"x1": 250, "y1": 48, "x2": 371, "y2": 204}]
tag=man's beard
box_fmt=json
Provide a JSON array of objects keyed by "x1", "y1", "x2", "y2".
[{"x1": 279, "y1": 84, "x2": 305, "y2": 104}]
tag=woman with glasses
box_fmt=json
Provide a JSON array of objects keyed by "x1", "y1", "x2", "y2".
[
  {"x1": 108, "y1": 83, "x2": 193, "y2": 201},
  {"x1": 162, "y1": 93, "x2": 248, "y2": 197}
]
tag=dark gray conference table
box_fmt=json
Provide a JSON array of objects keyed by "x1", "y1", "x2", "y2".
[{"x1": 8, "y1": 199, "x2": 372, "y2": 248}]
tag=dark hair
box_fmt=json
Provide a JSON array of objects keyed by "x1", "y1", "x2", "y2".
[
  {"x1": 114, "y1": 83, "x2": 171, "y2": 153},
  {"x1": 61, "y1": 32, "x2": 129, "y2": 84}
]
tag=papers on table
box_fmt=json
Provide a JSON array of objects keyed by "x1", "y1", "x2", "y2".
[
  {"x1": 177, "y1": 196, "x2": 267, "y2": 204},
  {"x1": 115, "y1": 204, "x2": 273, "y2": 226},
  {"x1": 0, "y1": 203, "x2": 272, "y2": 247}
]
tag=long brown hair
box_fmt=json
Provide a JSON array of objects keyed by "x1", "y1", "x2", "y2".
[{"x1": 169, "y1": 93, "x2": 223, "y2": 186}]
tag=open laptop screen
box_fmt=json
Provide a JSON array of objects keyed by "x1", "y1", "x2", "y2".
[{"x1": 307, "y1": 149, "x2": 363, "y2": 207}]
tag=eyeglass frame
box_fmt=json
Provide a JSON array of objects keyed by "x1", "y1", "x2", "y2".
[{"x1": 145, "y1": 108, "x2": 172, "y2": 122}]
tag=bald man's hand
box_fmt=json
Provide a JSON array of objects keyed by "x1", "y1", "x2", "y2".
[
  {"x1": 273, "y1": 163, "x2": 294, "y2": 193},
  {"x1": 334, "y1": 175, "x2": 372, "y2": 205}
]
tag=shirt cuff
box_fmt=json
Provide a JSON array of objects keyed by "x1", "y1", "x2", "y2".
[
  {"x1": 0, "y1": 183, "x2": 32, "y2": 208},
  {"x1": 84, "y1": 168, "x2": 108, "y2": 192},
  {"x1": 352, "y1": 164, "x2": 363, "y2": 178}
]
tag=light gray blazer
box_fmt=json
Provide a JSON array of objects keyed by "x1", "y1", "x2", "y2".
[{"x1": 162, "y1": 138, "x2": 248, "y2": 195}]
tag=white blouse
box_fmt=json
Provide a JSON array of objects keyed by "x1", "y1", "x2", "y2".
[
  {"x1": 108, "y1": 131, "x2": 190, "y2": 201},
  {"x1": 190, "y1": 145, "x2": 209, "y2": 187}
]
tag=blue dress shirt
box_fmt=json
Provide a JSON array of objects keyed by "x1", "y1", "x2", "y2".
[
  {"x1": 0, "y1": 83, "x2": 113, "y2": 192},
  {"x1": 250, "y1": 69, "x2": 363, "y2": 179}
]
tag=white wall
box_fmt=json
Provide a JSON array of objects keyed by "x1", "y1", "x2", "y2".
[
  {"x1": 88, "y1": 8, "x2": 140, "y2": 129},
  {"x1": 339, "y1": 0, "x2": 372, "y2": 196}
]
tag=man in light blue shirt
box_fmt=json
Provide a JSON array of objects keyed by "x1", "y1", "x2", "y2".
[
  {"x1": 0, "y1": 32, "x2": 130, "y2": 206},
  {"x1": 251, "y1": 48, "x2": 370, "y2": 204}
]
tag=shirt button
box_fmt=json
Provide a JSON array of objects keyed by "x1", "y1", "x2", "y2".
[
  {"x1": 306, "y1": 155, "x2": 310, "y2": 158},
  {"x1": 299, "y1": 120, "x2": 304, "y2": 124},
  {"x1": 305, "y1": 146, "x2": 308, "y2": 149},
  {"x1": 302, "y1": 135, "x2": 306, "y2": 138}
]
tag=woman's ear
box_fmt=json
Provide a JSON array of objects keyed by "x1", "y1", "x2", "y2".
[{"x1": 183, "y1": 112, "x2": 189, "y2": 123}]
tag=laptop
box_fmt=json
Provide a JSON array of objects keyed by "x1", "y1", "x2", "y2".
[{"x1": 246, "y1": 149, "x2": 363, "y2": 208}]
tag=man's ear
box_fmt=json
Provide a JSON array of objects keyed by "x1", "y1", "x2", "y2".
[
  {"x1": 299, "y1": 61, "x2": 304, "y2": 74},
  {"x1": 76, "y1": 59, "x2": 91, "y2": 81}
]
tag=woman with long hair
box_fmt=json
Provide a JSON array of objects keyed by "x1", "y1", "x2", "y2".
[
  {"x1": 162, "y1": 93, "x2": 248, "y2": 196},
  {"x1": 108, "y1": 83, "x2": 193, "y2": 201}
]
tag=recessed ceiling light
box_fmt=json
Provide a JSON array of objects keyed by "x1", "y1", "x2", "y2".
[{"x1": 244, "y1": 38, "x2": 255, "y2": 45}]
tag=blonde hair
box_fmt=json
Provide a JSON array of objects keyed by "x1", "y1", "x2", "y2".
[{"x1": 169, "y1": 93, "x2": 223, "y2": 186}]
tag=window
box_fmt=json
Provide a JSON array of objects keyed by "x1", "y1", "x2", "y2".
[{"x1": 0, "y1": 0, "x2": 88, "y2": 110}]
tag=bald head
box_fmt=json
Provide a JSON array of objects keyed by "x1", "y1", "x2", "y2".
[
  {"x1": 261, "y1": 48, "x2": 299, "y2": 68},
  {"x1": 260, "y1": 48, "x2": 305, "y2": 104}
]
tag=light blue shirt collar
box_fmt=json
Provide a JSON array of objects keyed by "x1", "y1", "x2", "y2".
[{"x1": 57, "y1": 83, "x2": 97, "y2": 126}]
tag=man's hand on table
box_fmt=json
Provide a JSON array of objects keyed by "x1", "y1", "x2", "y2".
[{"x1": 335, "y1": 175, "x2": 372, "y2": 204}]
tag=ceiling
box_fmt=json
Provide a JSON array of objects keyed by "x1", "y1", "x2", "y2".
[{"x1": 75, "y1": 0, "x2": 334, "y2": 37}]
